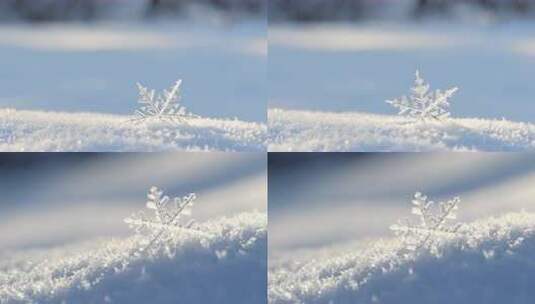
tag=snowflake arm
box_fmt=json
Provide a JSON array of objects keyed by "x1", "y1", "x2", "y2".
[
  {"x1": 159, "y1": 79, "x2": 182, "y2": 116},
  {"x1": 135, "y1": 83, "x2": 157, "y2": 118}
]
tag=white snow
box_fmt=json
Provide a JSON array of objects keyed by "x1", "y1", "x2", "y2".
[
  {"x1": 269, "y1": 211, "x2": 535, "y2": 304},
  {"x1": 0, "y1": 108, "x2": 267, "y2": 151},
  {"x1": 268, "y1": 108, "x2": 535, "y2": 152},
  {"x1": 0, "y1": 211, "x2": 267, "y2": 304}
]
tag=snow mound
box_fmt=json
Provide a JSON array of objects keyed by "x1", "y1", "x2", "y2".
[
  {"x1": 0, "y1": 109, "x2": 267, "y2": 152},
  {"x1": 269, "y1": 212, "x2": 535, "y2": 304},
  {"x1": 0, "y1": 212, "x2": 267, "y2": 304},
  {"x1": 268, "y1": 109, "x2": 535, "y2": 152}
]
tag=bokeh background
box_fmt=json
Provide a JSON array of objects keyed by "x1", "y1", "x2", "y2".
[
  {"x1": 0, "y1": 152, "x2": 266, "y2": 252},
  {"x1": 269, "y1": 0, "x2": 535, "y2": 122},
  {"x1": 269, "y1": 153, "x2": 535, "y2": 263}
]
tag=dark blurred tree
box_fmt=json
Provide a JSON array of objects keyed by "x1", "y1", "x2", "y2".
[
  {"x1": 414, "y1": 0, "x2": 534, "y2": 16},
  {"x1": 413, "y1": 0, "x2": 452, "y2": 17},
  {"x1": 145, "y1": 0, "x2": 182, "y2": 17},
  {"x1": 512, "y1": 0, "x2": 531, "y2": 12},
  {"x1": 147, "y1": 0, "x2": 161, "y2": 15},
  {"x1": 9, "y1": 0, "x2": 97, "y2": 21},
  {"x1": 146, "y1": 0, "x2": 265, "y2": 17},
  {"x1": 270, "y1": 0, "x2": 365, "y2": 22}
]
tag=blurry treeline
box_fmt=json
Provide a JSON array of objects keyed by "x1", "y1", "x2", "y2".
[
  {"x1": 0, "y1": 0, "x2": 266, "y2": 22},
  {"x1": 4, "y1": 0, "x2": 533, "y2": 22},
  {"x1": 270, "y1": 0, "x2": 535, "y2": 22}
]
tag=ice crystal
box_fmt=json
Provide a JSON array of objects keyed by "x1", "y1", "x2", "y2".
[
  {"x1": 390, "y1": 192, "x2": 462, "y2": 254},
  {"x1": 133, "y1": 79, "x2": 197, "y2": 124},
  {"x1": 386, "y1": 71, "x2": 458, "y2": 121},
  {"x1": 124, "y1": 186, "x2": 197, "y2": 254}
]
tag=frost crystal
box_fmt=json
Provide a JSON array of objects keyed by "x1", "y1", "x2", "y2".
[
  {"x1": 386, "y1": 71, "x2": 458, "y2": 121},
  {"x1": 390, "y1": 192, "x2": 462, "y2": 254},
  {"x1": 124, "y1": 186, "x2": 197, "y2": 254},
  {"x1": 133, "y1": 79, "x2": 196, "y2": 123}
]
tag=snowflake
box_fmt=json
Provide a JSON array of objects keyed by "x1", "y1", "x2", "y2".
[
  {"x1": 386, "y1": 71, "x2": 458, "y2": 121},
  {"x1": 390, "y1": 192, "x2": 462, "y2": 254},
  {"x1": 124, "y1": 186, "x2": 197, "y2": 254},
  {"x1": 132, "y1": 79, "x2": 197, "y2": 124}
]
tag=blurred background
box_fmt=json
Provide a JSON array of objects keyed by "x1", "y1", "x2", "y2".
[
  {"x1": 0, "y1": 1, "x2": 266, "y2": 21},
  {"x1": 0, "y1": 152, "x2": 266, "y2": 251},
  {"x1": 270, "y1": 0, "x2": 535, "y2": 22},
  {"x1": 0, "y1": 0, "x2": 266, "y2": 122},
  {"x1": 269, "y1": 153, "x2": 535, "y2": 263},
  {"x1": 269, "y1": 0, "x2": 535, "y2": 122}
]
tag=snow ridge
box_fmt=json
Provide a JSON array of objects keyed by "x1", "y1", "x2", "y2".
[
  {"x1": 269, "y1": 212, "x2": 535, "y2": 304},
  {"x1": 268, "y1": 108, "x2": 535, "y2": 152},
  {"x1": 0, "y1": 108, "x2": 267, "y2": 152},
  {"x1": 0, "y1": 211, "x2": 267, "y2": 304}
]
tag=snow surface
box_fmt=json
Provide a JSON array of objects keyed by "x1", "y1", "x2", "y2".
[
  {"x1": 268, "y1": 108, "x2": 535, "y2": 152},
  {"x1": 0, "y1": 211, "x2": 267, "y2": 304},
  {"x1": 0, "y1": 108, "x2": 267, "y2": 151},
  {"x1": 269, "y1": 211, "x2": 535, "y2": 304}
]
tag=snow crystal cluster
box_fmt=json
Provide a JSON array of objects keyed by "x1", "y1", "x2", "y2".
[
  {"x1": 133, "y1": 80, "x2": 197, "y2": 124},
  {"x1": 390, "y1": 192, "x2": 462, "y2": 255},
  {"x1": 386, "y1": 71, "x2": 458, "y2": 121},
  {"x1": 125, "y1": 186, "x2": 197, "y2": 255}
]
